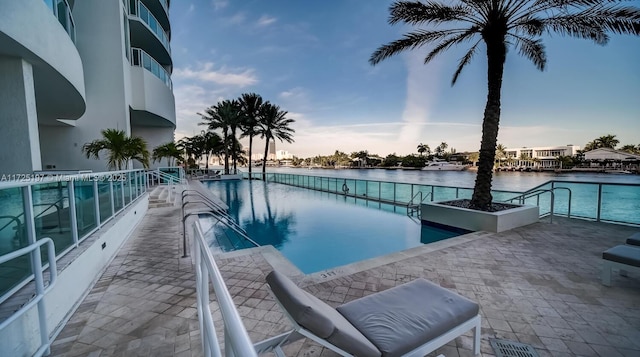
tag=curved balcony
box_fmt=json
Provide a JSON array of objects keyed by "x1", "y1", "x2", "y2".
[
  {"x1": 129, "y1": 0, "x2": 172, "y2": 69},
  {"x1": 129, "y1": 49, "x2": 175, "y2": 128},
  {"x1": 0, "y1": 0, "x2": 86, "y2": 122},
  {"x1": 140, "y1": 0, "x2": 170, "y2": 33}
]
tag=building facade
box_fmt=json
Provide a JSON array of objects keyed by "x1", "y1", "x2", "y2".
[
  {"x1": 0, "y1": 0, "x2": 175, "y2": 174},
  {"x1": 503, "y1": 145, "x2": 581, "y2": 169}
]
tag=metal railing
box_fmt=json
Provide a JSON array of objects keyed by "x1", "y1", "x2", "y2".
[
  {"x1": 507, "y1": 187, "x2": 572, "y2": 223},
  {"x1": 240, "y1": 172, "x2": 640, "y2": 226},
  {"x1": 181, "y1": 190, "x2": 258, "y2": 257},
  {"x1": 192, "y1": 220, "x2": 258, "y2": 357},
  {"x1": 244, "y1": 172, "x2": 521, "y2": 209},
  {"x1": 0, "y1": 238, "x2": 57, "y2": 357}
]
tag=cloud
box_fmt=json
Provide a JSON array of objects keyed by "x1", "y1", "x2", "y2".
[
  {"x1": 212, "y1": 0, "x2": 228, "y2": 10},
  {"x1": 173, "y1": 63, "x2": 258, "y2": 87},
  {"x1": 257, "y1": 15, "x2": 277, "y2": 27},
  {"x1": 226, "y1": 12, "x2": 246, "y2": 25}
]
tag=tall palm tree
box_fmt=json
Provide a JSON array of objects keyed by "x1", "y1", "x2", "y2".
[
  {"x1": 239, "y1": 93, "x2": 264, "y2": 179},
  {"x1": 202, "y1": 131, "x2": 224, "y2": 170},
  {"x1": 256, "y1": 103, "x2": 295, "y2": 178},
  {"x1": 370, "y1": 0, "x2": 640, "y2": 210},
  {"x1": 152, "y1": 142, "x2": 182, "y2": 167},
  {"x1": 199, "y1": 100, "x2": 241, "y2": 174},
  {"x1": 417, "y1": 143, "x2": 430, "y2": 156},
  {"x1": 595, "y1": 134, "x2": 620, "y2": 149},
  {"x1": 82, "y1": 129, "x2": 150, "y2": 170}
]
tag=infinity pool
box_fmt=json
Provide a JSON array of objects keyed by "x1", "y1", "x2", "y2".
[{"x1": 203, "y1": 180, "x2": 467, "y2": 273}]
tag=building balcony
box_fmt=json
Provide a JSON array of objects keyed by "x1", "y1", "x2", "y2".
[
  {"x1": 129, "y1": 50, "x2": 175, "y2": 128},
  {"x1": 139, "y1": 0, "x2": 170, "y2": 33},
  {"x1": 129, "y1": 0, "x2": 172, "y2": 69},
  {"x1": 0, "y1": 0, "x2": 86, "y2": 122}
]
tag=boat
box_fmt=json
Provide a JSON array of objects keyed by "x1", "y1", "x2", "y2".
[
  {"x1": 422, "y1": 161, "x2": 467, "y2": 171},
  {"x1": 604, "y1": 169, "x2": 632, "y2": 174}
]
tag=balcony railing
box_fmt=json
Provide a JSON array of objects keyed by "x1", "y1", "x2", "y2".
[
  {"x1": 0, "y1": 170, "x2": 148, "y2": 301},
  {"x1": 42, "y1": 0, "x2": 76, "y2": 43},
  {"x1": 159, "y1": 0, "x2": 169, "y2": 16},
  {"x1": 131, "y1": 48, "x2": 172, "y2": 89},
  {"x1": 129, "y1": 0, "x2": 171, "y2": 55}
]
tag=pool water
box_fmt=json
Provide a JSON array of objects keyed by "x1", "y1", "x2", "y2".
[{"x1": 203, "y1": 180, "x2": 467, "y2": 273}]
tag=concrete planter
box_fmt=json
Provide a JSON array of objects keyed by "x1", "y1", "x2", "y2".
[{"x1": 421, "y1": 200, "x2": 539, "y2": 233}]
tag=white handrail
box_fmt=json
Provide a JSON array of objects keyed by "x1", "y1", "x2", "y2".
[
  {"x1": 192, "y1": 221, "x2": 257, "y2": 357},
  {"x1": 0, "y1": 238, "x2": 57, "y2": 357}
]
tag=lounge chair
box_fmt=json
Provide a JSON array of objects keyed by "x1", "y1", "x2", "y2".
[
  {"x1": 258, "y1": 270, "x2": 481, "y2": 356},
  {"x1": 626, "y1": 232, "x2": 640, "y2": 246},
  {"x1": 602, "y1": 245, "x2": 640, "y2": 286}
]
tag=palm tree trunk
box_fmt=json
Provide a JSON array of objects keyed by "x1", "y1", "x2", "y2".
[
  {"x1": 248, "y1": 135, "x2": 253, "y2": 180},
  {"x1": 223, "y1": 133, "x2": 229, "y2": 175},
  {"x1": 262, "y1": 138, "x2": 269, "y2": 180},
  {"x1": 470, "y1": 38, "x2": 506, "y2": 210}
]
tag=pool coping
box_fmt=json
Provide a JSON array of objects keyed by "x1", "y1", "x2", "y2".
[{"x1": 214, "y1": 229, "x2": 494, "y2": 287}]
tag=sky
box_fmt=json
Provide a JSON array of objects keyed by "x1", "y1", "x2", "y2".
[{"x1": 169, "y1": 0, "x2": 640, "y2": 158}]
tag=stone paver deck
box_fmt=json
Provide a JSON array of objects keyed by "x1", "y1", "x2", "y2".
[{"x1": 52, "y1": 202, "x2": 640, "y2": 357}]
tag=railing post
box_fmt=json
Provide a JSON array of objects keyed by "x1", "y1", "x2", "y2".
[
  {"x1": 94, "y1": 180, "x2": 101, "y2": 227},
  {"x1": 110, "y1": 180, "x2": 115, "y2": 216},
  {"x1": 68, "y1": 181, "x2": 79, "y2": 247},
  {"x1": 549, "y1": 191, "x2": 555, "y2": 224},
  {"x1": 431, "y1": 186, "x2": 435, "y2": 201},
  {"x1": 596, "y1": 184, "x2": 602, "y2": 222},
  {"x1": 22, "y1": 186, "x2": 50, "y2": 355}
]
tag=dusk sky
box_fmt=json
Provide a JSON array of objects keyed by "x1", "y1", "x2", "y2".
[{"x1": 169, "y1": 0, "x2": 640, "y2": 158}]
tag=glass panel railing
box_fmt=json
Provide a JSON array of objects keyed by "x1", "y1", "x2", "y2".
[
  {"x1": 47, "y1": 0, "x2": 76, "y2": 43},
  {"x1": 114, "y1": 180, "x2": 124, "y2": 212},
  {"x1": 136, "y1": 1, "x2": 171, "y2": 55},
  {"x1": 0, "y1": 169, "x2": 147, "y2": 303},
  {"x1": 159, "y1": 0, "x2": 169, "y2": 15},
  {"x1": 241, "y1": 172, "x2": 640, "y2": 226},
  {"x1": 74, "y1": 181, "x2": 97, "y2": 240},
  {"x1": 32, "y1": 182, "x2": 72, "y2": 256},
  {"x1": 131, "y1": 48, "x2": 172, "y2": 89},
  {"x1": 0, "y1": 188, "x2": 29, "y2": 298},
  {"x1": 600, "y1": 184, "x2": 640, "y2": 225},
  {"x1": 98, "y1": 181, "x2": 113, "y2": 224}
]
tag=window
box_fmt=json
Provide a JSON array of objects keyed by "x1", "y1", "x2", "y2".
[{"x1": 123, "y1": 10, "x2": 130, "y2": 61}]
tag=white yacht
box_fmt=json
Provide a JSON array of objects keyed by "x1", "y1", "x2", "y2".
[{"x1": 422, "y1": 161, "x2": 467, "y2": 171}]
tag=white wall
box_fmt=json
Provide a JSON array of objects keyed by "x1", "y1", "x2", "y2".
[
  {"x1": 0, "y1": 58, "x2": 42, "y2": 174},
  {"x1": 131, "y1": 126, "x2": 175, "y2": 169},
  {"x1": 130, "y1": 67, "x2": 176, "y2": 126},
  {"x1": 39, "y1": 0, "x2": 131, "y2": 172}
]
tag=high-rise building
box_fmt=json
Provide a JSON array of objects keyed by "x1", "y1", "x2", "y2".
[
  {"x1": 0, "y1": 0, "x2": 175, "y2": 174},
  {"x1": 268, "y1": 140, "x2": 276, "y2": 161}
]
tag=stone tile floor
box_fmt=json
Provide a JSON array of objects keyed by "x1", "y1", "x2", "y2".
[{"x1": 51, "y1": 205, "x2": 640, "y2": 356}]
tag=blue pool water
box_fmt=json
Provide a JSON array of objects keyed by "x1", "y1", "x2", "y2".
[{"x1": 203, "y1": 180, "x2": 466, "y2": 273}]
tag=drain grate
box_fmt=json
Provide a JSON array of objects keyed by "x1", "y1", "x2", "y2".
[{"x1": 490, "y1": 338, "x2": 539, "y2": 357}]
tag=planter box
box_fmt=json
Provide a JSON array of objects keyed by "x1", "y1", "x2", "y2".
[{"x1": 421, "y1": 200, "x2": 539, "y2": 233}]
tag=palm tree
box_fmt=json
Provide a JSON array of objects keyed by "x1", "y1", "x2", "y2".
[
  {"x1": 152, "y1": 142, "x2": 182, "y2": 167},
  {"x1": 494, "y1": 144, "x2": 507, "y2": 168},
  {"x1": 620, "y1": 144, "x2": 639, "y2": 154},
  {"x1": 202, "y1": 131, "x2": 224, "y2": 170},
  {"x1": 595, "y1": 134, "x2": 620, "y2": 149},
  {"x1": 417, "y1": 143, "x2": 430, "y2": 156},
  {"x1": 256, "y1": 103, "x2": 295, "y2": 178},
  {"x1": 584, "y1": 140, "x2": 598, "y2": 152},
  {"x1": 239, "y1": 93, "x2": 264, "y2": 179},
  {"x1": 370, "y1": 1, "x2": 640, "y2": 210},
  {"x1": 199, "y1": 100, "x2": 241, "y2": 174},
  {"x1": 82, "y1": 129, "x2": 150, "y2": 170}
]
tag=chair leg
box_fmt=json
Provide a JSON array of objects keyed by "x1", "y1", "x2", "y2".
[
  {"x1": 473, "y1": 318, "x2": 481, "y2": 356},
  {"x1": 602, "y1": 261, "x2": 612, "y2": 286}
]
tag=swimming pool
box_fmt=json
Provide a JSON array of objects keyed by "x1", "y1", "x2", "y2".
[{"x1": 202, "y1": 180, "x2": 467, "y2": 273}]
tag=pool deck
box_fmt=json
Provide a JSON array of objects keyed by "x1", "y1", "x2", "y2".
[{"x1": 50, "y1": 204, "x2": 640, "y2": 356}]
